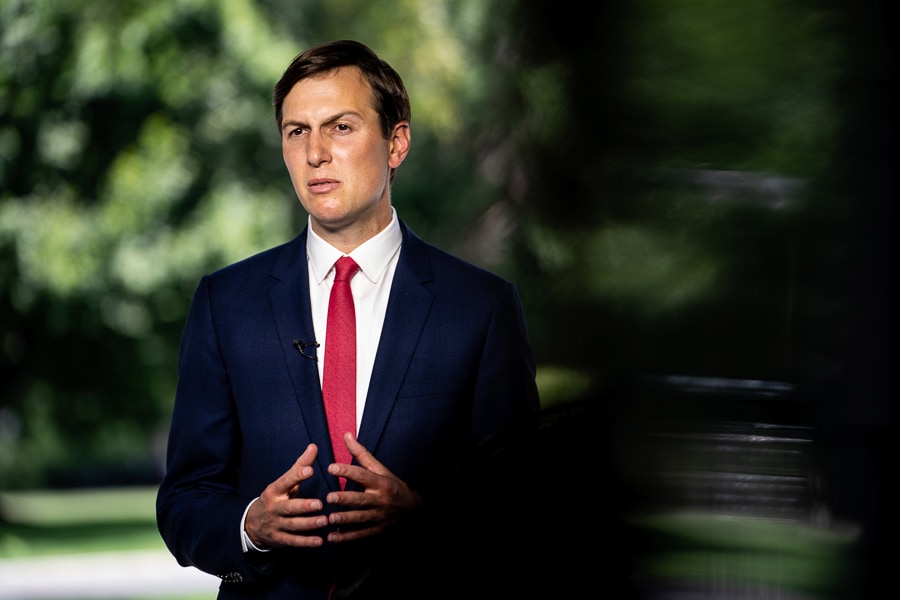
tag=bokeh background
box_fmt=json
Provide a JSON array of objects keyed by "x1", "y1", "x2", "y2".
[{"x1": 1, "y1": 0, "x2": 894, "y2": 598}]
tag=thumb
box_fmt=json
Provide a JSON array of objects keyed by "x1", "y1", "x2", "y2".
[
  {"x1": 343, "y1": 434, "x2": 390, "y2": 475},
  {"x1": 273, "y1": 443, "x2": 318, "y2": 496}
]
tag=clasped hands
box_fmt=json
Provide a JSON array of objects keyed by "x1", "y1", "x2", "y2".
[{"x1": 245, "y1": 433, "x2": 423, "y2": 549}]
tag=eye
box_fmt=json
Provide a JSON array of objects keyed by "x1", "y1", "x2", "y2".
[
  {"x1": 286, "y1": 126, "x2": 306, "y2": 139},
  {"x1": 333, "y1": 123, "x2": 352, "y2": 134}
]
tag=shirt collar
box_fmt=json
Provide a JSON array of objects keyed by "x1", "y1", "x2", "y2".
[{"x1": 307, "y1": 207, "x2": 402, "y2": 284}]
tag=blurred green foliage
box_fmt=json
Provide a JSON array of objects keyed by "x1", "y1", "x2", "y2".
[{"x1": 1, "y1": 0, "x2": 519, "y2": 488}]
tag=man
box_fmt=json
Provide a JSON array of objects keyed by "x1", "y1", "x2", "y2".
[{"x1": 156, "y1": 39, "x2": 540, "y2": 598}]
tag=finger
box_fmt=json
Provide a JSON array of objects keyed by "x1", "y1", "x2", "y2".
[
  {"x1": 343, "y1": 434, "x2": 391, "y2": 475},
  {"x1": 328, "y1": 505, "x2": 378, "y2": 525},
  {"x1": 327, "y1": 462, "x2": 380, "y2": 490},
  {"x1": 269, "y1": 444, "x2": 318, "y2": 497},
  {"x1": 284, "y1": 496, "x2": 324, "y2": 515},
  {"x1": 297, "y1": 442, "x2": 318, "y2": 466},
  {"x1": 274, "y1": 534, "x2": 325, "y2": 549},
  {"x1": 282, "y1": 514, "x2": 329, "y2": 535},
  {"x1": 328, "y1": 523, "x2": 386, "y2": 544},
  {"x1": 270, "y1": 519, "x2": 327, "y2": 548},
  {"x1": 325, "y1": 488, "x2": 373, "y2": 508}
]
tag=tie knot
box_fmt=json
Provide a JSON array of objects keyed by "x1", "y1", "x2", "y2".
[{"x1": 333, "y1": 256, "x2": 359, "y2": 282}]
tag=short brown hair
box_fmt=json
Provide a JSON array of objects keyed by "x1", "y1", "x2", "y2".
[{"x1": 273, "y1": 40, "x2": 411, "y2": 140}]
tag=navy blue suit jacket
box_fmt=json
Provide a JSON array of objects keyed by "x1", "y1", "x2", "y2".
[{"x1": 156, "y1": 220, "x2": 540, "y2": 598}]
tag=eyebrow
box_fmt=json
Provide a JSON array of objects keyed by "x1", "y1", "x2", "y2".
[{"x1": 281, "y1": 110, "x2": 365, "y2": 133}]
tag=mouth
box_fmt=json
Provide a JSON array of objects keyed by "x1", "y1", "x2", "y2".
[{"x1": 307, "y1": 178, "x2": 340, "y2": 193}]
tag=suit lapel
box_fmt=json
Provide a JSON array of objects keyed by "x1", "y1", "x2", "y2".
[
  {"x1": 357, "y1": 223, "x2": 434, "y2": 452},
  {"x1": 266, "y1": 229, "x2": 336, "y2": 480}
]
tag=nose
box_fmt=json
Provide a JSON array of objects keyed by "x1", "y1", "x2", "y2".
[{"x1": 306, "y1": 132, "x2": 330, "y2": 167}]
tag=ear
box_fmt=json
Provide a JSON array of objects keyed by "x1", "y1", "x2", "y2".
[{"x1": 388, "y1": 121, "x2": 411, "y2": 169}]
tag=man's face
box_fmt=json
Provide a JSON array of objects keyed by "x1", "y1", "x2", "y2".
[{"x1": 280, "y1": 66, "x2": 409, "y2": 244}]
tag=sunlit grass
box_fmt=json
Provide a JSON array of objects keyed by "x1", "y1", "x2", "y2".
[
  {"x1": 631, "y1": 511, "x2": 859, "y2": 598},
  {"x1": 0, "y1": 486, "x2": 161, "y2": 558}
]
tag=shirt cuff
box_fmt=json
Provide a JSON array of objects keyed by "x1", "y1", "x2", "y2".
[{"x1": 240, "y1": 497, "x2": 271, "y2": 553}]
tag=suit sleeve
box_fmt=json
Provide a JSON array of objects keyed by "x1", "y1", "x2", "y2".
[
  {"x1": 469, "y1": 281, "x2": 541, "y2": 441},
  {"x1": 155, "y1": 276, "x2": 272, "y2": 582}
]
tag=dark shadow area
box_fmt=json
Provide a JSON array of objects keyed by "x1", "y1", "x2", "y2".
[{"x1": 336, "y1": 398, "x2": 643, "y2": 599}]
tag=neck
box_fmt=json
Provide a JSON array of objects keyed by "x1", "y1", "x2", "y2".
[{"x1": 312, "y1": 205, "x2": 393, "y2": 254}]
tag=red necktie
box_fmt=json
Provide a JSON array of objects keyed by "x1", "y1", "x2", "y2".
[{"x1": 322, "y1": 256, "x2": 359, "y2": 488}]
